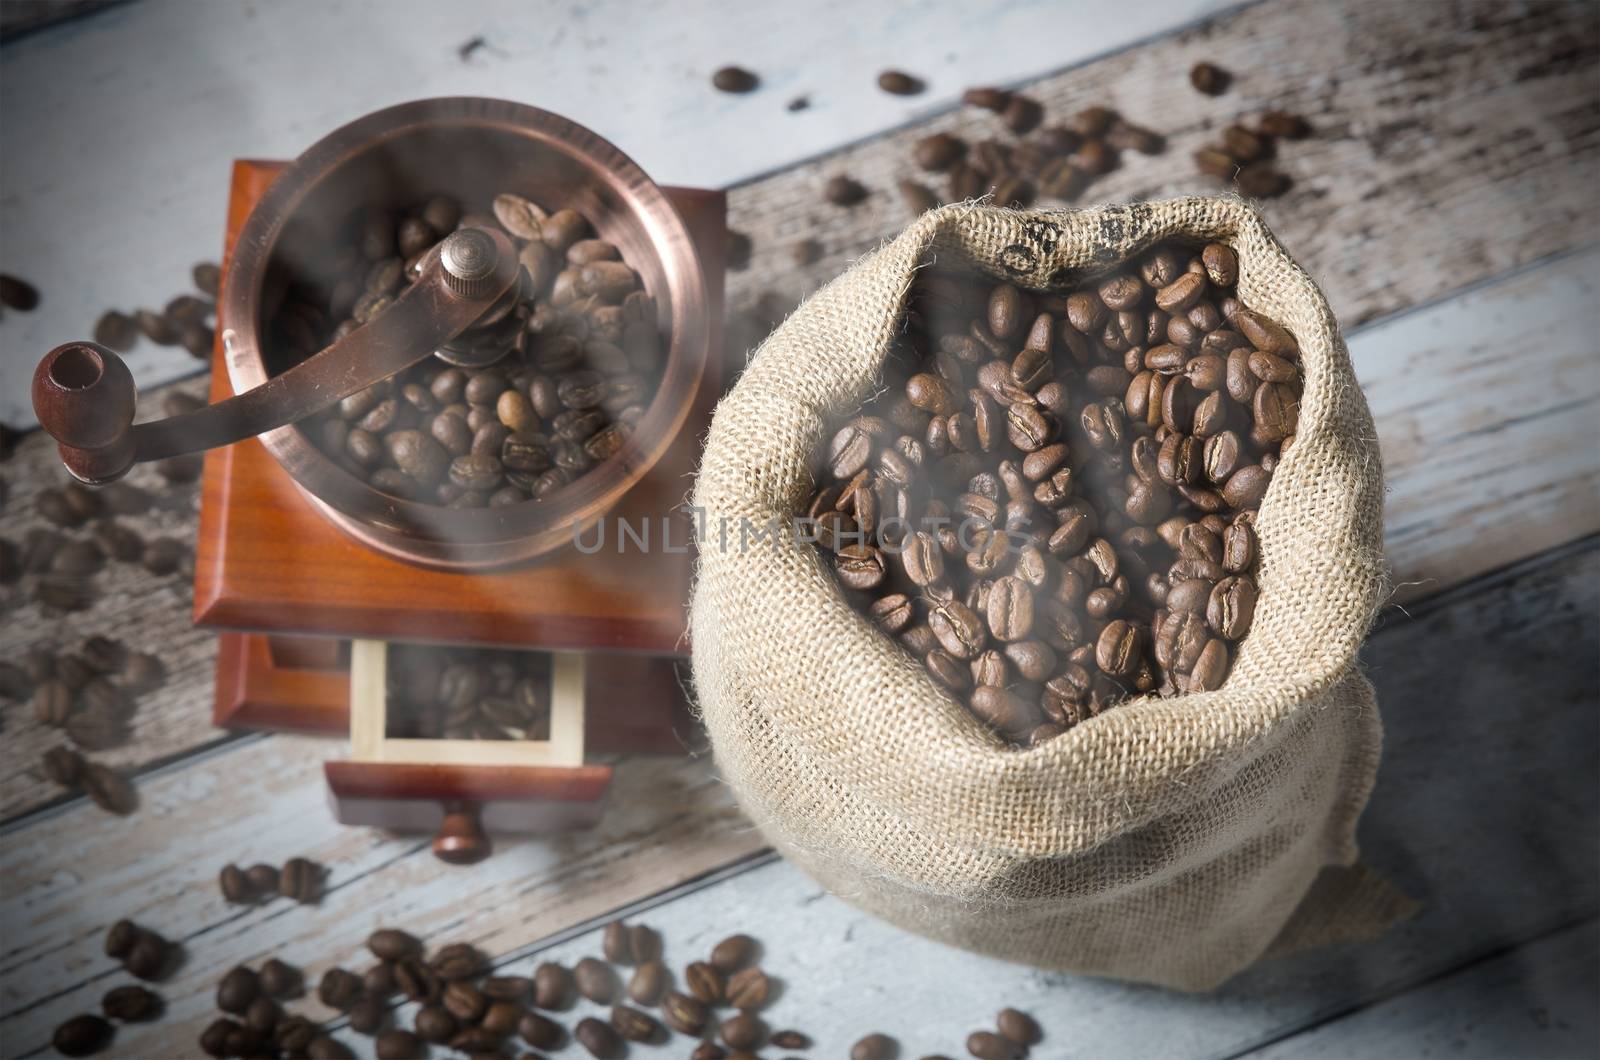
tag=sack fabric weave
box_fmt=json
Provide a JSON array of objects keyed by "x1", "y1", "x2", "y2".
[{"x1": 689, "y1": 197, "x2": 1403, "y2": 991}]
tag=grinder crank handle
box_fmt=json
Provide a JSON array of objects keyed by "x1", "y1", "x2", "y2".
[{"x1": 31, "y1": 227, "x2": 521, "y2": 485}]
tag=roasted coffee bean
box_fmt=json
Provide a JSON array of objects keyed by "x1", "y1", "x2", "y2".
[
  {"x1": 533, "y1": 961, "x2": 574, "y2": 1008},
  {"x1": 82, "y1": 762, "x2": 136, "y2": 815},
  {"x1": 1190, "y1": 61, "x2": 1230, "y2": 95},
  {"x1": 43, "y1": 744, "x2": 85, "y2": 787},
  {"x1": 878, "y1": 69, "x2": 924, "y2": 95},
  {"x1": 996, "y1": 1007, "x2": 1041, "y2": 1045},
  {"x1": 244, "y1": 863, "x2": 279, "y2": 897},
  {"x1": 684, "y1": 959, "x2": 724, "y2": 1004},
  {"x1": 141, "y1": 538, "x2": 186, "y2": 576},
  {"x1": 915, "y1": 132, "x2": 966, "y2": 172},
  {"x1": 1191, "y1": 637, "x2": 1230, "y2": 690},
  {"x1": 725, "y1": 966, "x2": 771, "y2": 1009},
  {"x1": 575, "y1": 1016, "x2": 624, "y2": 1059},
  {"x1": 307, "y1": 1033, "x2": 353, "y2": 1059},
  {"x1": 611, "y1": 1004, "x2": 659, "y2": 1042},
  {"x1": 199, "y1": 1017, "x2": 235, "y2": 1057},
  {"x1": 104, "y1": 919, "x2": 141, "y2": 960},
  {"x1": 1207, "y1": 575, "x2": 1258, "y2": 640},
  {"x1": 625, "y1": 959, "x2": 669, "y2": 1006},
  {"x1": 661, "y1": 989, "x2": 710, "y2": 1033},
  {"x1": 34, "y1": 679, "x2": 72, "y2": 726},
  {"x1": 602, "y1": 920, "x2": 634, "y2": 964},
  {"x1": 574, "y1": 956, "x2": 616, "y2": 1004},
  {"x1": 318, "y1": 967, "x2": 362, "y2": 1010},
  {"x1": 428, "y1": 941, "x2": 483, "y2": 981},
  {"x1": 93, "y1": 309, "x2": 138, "y2": 351},
  {"x1": 280, "y1": 856, "x2": 323, "y2": 903},
  {"x1": 53, "y1": 1014, "x2": 112, "y2": 1056},
  {"x1": 260, "y1": 957, "x2": 302, "y2": 999},
  {"x1": 344, "y1": 959, "x2": 394, "y2": 1007},
  {"x1": 518, "y1": 1010, "x2": 563, "y2": 1048},
  {"x1": 217, "y1": 965, "x2": 262, "y2": 1014},
  {"x1": 693, "y1": 1044, "x2": 728, "y2": 1060},
  {"x1": 414, "y1": 1003, "x2": 457, "y2": 1043},
  {"x1": 824, "y1": 175, "x2": 868, "y2": 206},
  {"x1": 712, "y1": 65, "x2": 759, "y2": 92},
  {"x1": 368, "y1": 928, "x2": 421, "y2": 961},
  {"x1": 134, "y1": 308, "x2": 177, "y2": 345},
  {"x1": 219, "y1": 863, "x2": 254, "y2": 903},
  {"x1": 442, "y1": 979, "x2": 487, "y2": 1023},
  {"x1": 123, "y1": 930, "x2": 169, "y2": 980},
  {"x1": 374, "y1": 1029, "x2": 424, "y2": 1060},
  {"x1": 967, "y1": 1030, "x2": 1019, "y2": 1059},
  {"x1": 705, "y1": 932, "x2": 755, "y2": 973},
  {"x1": 481, "y1": 974, "x2": 532, "y2": 1002},
  {"x1": 970, "y1": 685, "x2": 1043, "y2": 742},
  {"x1": 101, "y1": 984, "x2": 161, "y2": 1022},
  {"x1": 481, "y1": 999, "x2": 522, "y2": 1037},
  {"x1": 853, "y1": 1033, "x2": 899, "y2": 1060},
  {"x1": 720, "y1": 1011, "x2": 767, "y2": 1048},
  {"x1": 772, "y1": 1030, "x2": 812, "y2": 1049},
  {"x1": 274, "y1": 1014, "x2": 318, "y2": 1053}
]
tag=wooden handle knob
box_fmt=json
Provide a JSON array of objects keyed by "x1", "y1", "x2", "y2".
[
  {"x1": 432, "y1": 801, "x2": 492, "y2": 865},
  {"x1": 32, "y1": 343, "x2": 138, "y2": 484}
]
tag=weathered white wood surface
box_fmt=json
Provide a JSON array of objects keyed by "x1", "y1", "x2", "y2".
[
  {"x1": 1355, "y1": 248, "x2": 1600, "y2": 603},
  {"x1": 1245, "y1": 920, "x2": 1600, "y2": 1059},
  {"x1": 2, "y1": 538, "x2": 1593, "y2": 1058},
  {"x1": 0, "y1": 0, "x2": 1239, "y2": 426},
  {"x1": 0, "y1": 742, "x2": 761, "y2": 1057},
  {"x1": 6, "y1": 245, "x2": 1596, "y2": 820},
  {"x1": 723, "y1": 0, "x2": 1600, "y2": 333},
  {"x1": 0, "y1": 0, "x2": 1597, "y2": 1053}
]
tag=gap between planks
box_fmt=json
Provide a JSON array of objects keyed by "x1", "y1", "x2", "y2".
[
  {"x1": 2, "y1": 536, "x2": 1593, "y2": 1056},
  {"x1": 2, "y1": 0, "x2": 1597, "y2": 822}
]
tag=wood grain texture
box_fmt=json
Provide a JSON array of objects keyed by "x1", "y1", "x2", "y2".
[
  {"x1": 1, "y1": 537, "x2": 1591, "y2": 1058},
  {"x1": 0, "y1": 0, "x2": 1240, "y2": 426},
  {"x1": 1357, "y1": 248, "x2": 1600, "y2": 602},
  {"x1": 7, "y1": 246, "x2": 1593, "y2": 822},
  {"x1": 1244, "y1": 919, "x2": 1600, "y2": 1059},
  {"x1": 721, "y1": 0, "x2": 1599, "y2": 330},
  {"x1": 0, "y1": 743, "x2": 758, "y2": 1058}
]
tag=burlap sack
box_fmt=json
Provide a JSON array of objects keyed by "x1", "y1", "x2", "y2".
[{"x1": 689, "y1": 197, "x2": 1406, "y2": 991}]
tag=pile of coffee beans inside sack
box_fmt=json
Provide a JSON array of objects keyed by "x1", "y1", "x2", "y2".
[
  {"x1": 805, "y1": 241, "x2": 1299, "y2": 745},
  {"x1": 277, "y1": 191, "x2": 665, "y2": 509},
  {"x1": 54, "y1": 914, "x2": 1047, "y2": 1059},
  {"x1": 384, "y1": 646, "x2": 552, "y2": 742}
]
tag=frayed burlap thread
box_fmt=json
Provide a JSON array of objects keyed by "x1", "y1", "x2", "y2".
[{"x1": 689, "y1": 197, "x2": 1402, "y2": 991}]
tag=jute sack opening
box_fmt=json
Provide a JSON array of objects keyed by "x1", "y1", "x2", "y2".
[{"x1": 690, "y1": 197, "x2": 1408, "y2": 991}]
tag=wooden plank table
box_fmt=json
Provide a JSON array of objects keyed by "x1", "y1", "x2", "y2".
[{"x1": 2, "y1": 0, "x2": 1598, "y2": 1057}]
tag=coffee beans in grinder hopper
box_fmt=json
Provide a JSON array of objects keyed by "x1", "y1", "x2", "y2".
[
  {"x1": 285, "y1": 189, "x2": 665, "y2": 508},
  {"x1": 804, "y1": 241, "x2": 1296, "y2": 746}
]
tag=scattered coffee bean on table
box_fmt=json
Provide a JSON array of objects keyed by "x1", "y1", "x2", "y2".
[
  {"x1": 52, "y1": 1013, "x2": 112, "y2": 1056},
  {"x1": 854, "y1": 1032, "x2": 900, "y2": 1060},
  {"x1": 712, "y1": 65, "x2": 760, "y2": 93},
  {"x1": 1191, "y1": 109, "x2": 1311, "y2": 199},
  {"x1": 101, "y1": 984, "x2": 162, "y2": 1022},
  {"x1": 824, "y1": 175, "x2": 869, "y2": 207},
  {"x1": 878, "y1": 69, "x2": 925, "y2": 95},
  {"x1": 279, "y1": 856, "x2": 325, "y2": 903},
  {"x1": 0, "y1": 273, "x2": 41, "y2": 311},
  {"x1": 93, "y1": 310, "x2": 138, "y2": 352},
  {"x1": 193, "y1": 261, "x2": 222, "y2": 297},
  {"x1": 1190, "y1": 61, "x2": 1231, "y2": 95},
  {"x1": 804, "y1": 242, "x2": 1295, "y2": 745}
]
